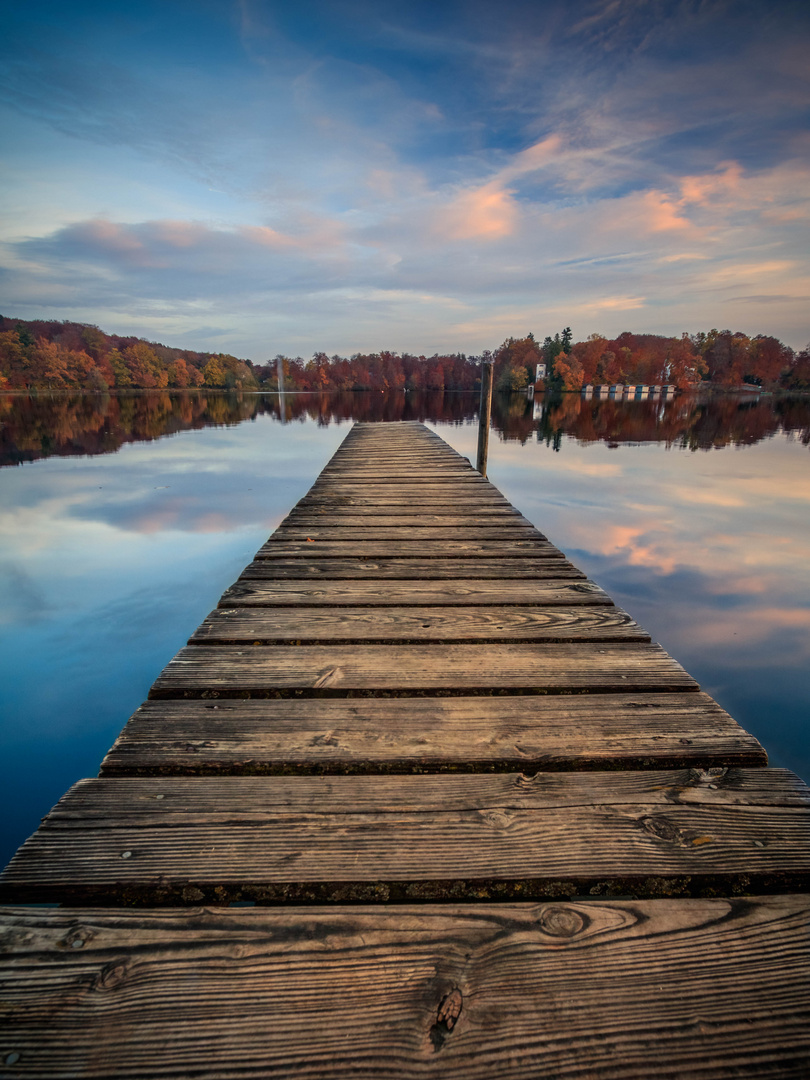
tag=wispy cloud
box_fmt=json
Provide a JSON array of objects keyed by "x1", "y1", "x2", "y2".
[{"x1": 1, "y1": 0, "x2": 808, "y2": 352}]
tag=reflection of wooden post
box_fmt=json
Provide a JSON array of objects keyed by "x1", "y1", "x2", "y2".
[
  {"x1": 277, "y1": 356, "x2": 287, "y2": 424},
  {"x1": 476, "y1": 359, "x2": 494, "y2": 476}
]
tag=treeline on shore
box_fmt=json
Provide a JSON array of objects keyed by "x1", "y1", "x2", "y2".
[{"x1": 1, "y1": 316, "x2": 808, "y2": 393}]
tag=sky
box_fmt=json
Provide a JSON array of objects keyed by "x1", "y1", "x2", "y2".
[{"x1": 1, "y1": 0, "x2": 809, "y2": 359}]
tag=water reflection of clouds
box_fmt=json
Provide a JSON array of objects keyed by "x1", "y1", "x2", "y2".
[
  {"x1": 4, "y1": 421, "x2": 344, "y2": 539},
  {"x1": 0, "y1": 562, "x2": 51, "y2": 625},
  {"x1": 431, "y1": 420, "x2": 810, "y2": 778},
  {"x1": 0, "y1": 413, "x2": 348, "y2": 866}
]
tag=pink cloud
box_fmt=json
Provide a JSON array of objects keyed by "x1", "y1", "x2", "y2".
[
  {"x1": 642, "y1": 190, "x2": 691, "y2": 231},
  {"x1": 241, "y1": 225, "x2": 297, "y2": 249},
  {"x1": 504, "y1": 135, "x2": 564, "y2": 179},
  {"x1": 679, "y1": 162, "x2": 743, "y2": 207},
  {"x1": 152, "y1": 221, "x2": 209, "y2": 249},
  {"x1": 441, "y1": 182, "x2": 519, "y2": 240},
  {"x1": 75, "y1": 219, "x2": 153, "y2": 265}
]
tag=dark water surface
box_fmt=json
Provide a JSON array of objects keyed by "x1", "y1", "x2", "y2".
[{"x1": 1, "y1": 389, "x2": 809, "y2": 867}]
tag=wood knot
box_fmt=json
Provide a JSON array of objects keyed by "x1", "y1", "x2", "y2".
[
  {"x1": 313, "y1": 666, "x2": 344, "y2": 689},
  {"x1": 539, "y1": 905, "x2": 585, "y2": 938},
  {"x1": 94, "y1": 959, "x2": 128, "y2": 991},
  {"x1": 640, "y1": 815, "x2": 684, "y2": 843},
  {"x1": 438, "y1": 988, "x2": 463, "y2": 1030},
  {"x1": 479, "y1": 808, "x2": 513, "y2": 829},
  {"x1": 311, "y1": 731, "x2": 339, "y2": 747},
  {"x1": 430, "y1": 988, "x2": 463, "y2": 1050},
  {"x1": 689, "y1": 767, "x2": 728, "y2": 785}
]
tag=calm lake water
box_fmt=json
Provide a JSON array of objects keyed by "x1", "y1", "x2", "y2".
[{"x1": 1, "y1": 389, "x2": 809, "y2": 868}]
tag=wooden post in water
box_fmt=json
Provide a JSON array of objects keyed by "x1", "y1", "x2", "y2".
[
  {"x1": 476, "y1": 357, "x2": 494, "y2": 476},
  {"x1": 277, "y1": 355, "x2": 287, "y2": 424}
]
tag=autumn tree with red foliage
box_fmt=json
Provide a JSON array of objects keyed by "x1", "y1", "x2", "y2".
[{"x1": 0, "y1": 316, "x2": 803, "y2": 394}]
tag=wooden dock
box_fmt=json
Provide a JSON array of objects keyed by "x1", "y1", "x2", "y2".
[{"x1": 2, "y1": 420, "x2": 809, "y2": 1077}]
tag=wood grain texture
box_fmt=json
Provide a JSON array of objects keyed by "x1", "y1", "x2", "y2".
[
  {"x1": 307, "y1": 485, "x2": 503, "y2": 498},
  {"x1": 297, "y1": 492, "x2": 513, "y2": 506},
  {"x1": 239, "y1": 558, "x2": 588, "y2": 579},
  {"x1": 328, "y1": 446, "x2": 467, "y2": 456},
  {"x1": 272, "y1": 526, "x2": 545, "y2": 540},
  {"x1": 189, "y1": 605, "x2": 650, "y2": 644},
  {"x1": 30, "y1": 768, "x2": 810, "y2": 815},
  {"x1": 255, "y1": 539, "x2": 566, "y2": 558},
  {"x1": 220, "y1": 578, "x2": 611, "y2": 606},
  {"x1": 319, "y1": 459, "x2": 479, "y2": 470},
  {"x1": 148, "y1": 642, "x2": 698, "y2": 697},
  {"x1": 1, "y1": 897, "x2": 809, "y2": 1079},
  {"x1": 323, "y1": 462, "x2": 474, "y2": 470},
  {"x1": 2, "y1": 770, "x2": 808, "y2": 903},
  {"x1": 291, "y1": 505, "x2": 526, "y2": 518},
  {"x1": 313, "y1": 475, "x2": 487, "y2": 485},
  {"x1": 281, "y1": 512, "x2": 534, "y2": 527},
  {"x1": 99, "y1": 692, "x2": 767, "y2": 776}
]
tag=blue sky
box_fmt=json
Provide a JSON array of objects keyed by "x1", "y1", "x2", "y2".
[{"x1": 1, "y1": 0, "x2": 808, "y2": 358}]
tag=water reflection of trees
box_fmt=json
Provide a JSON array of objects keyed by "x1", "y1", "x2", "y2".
[
  {"x1": 1, "y1": 390, "x2": 809, "y2": 467},
  {"x1": 530, "y1": 395, "x2": 810, "y2": 451}
]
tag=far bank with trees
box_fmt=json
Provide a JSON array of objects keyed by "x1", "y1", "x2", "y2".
[{"x1": 1, "y1": 316, "x2": 807, "y2": 394}]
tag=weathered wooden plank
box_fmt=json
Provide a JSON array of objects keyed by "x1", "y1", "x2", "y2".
[
  {"x1": 272, "y1": 526, "x2": 546, "y2": 540},
  {"x1": 321, "y1": 449, "x2": 471, "y2": 457},
  {"x1": 148, "y1": 642, "x2": 698, "y2": 696},
  {"x1": 308, "y1": 483, "x2": 499, "y2": 496},
  {"x1": 2, "y1": 771, "x2": 808, "y2": 903},
  {"x1": 239, "y1": 558, "x2": 588, "y2": 579},
  {"x1": 220, "y1": 578, "x2": 611, "y2": 606},
  {"x1": 99, "y1": 692, "x2": 767, "y2": 776},
  {"x1": 314, "y1": 473, "x2": 485, "y2": 483},
  {"x1": 339, "y1": 442, "x2": 454, "y2": 451},
  {"x1": 326, "y1": 441, "x2": 466, "y2": 451},
  {"x1": 255, "y1": 539, "x2": 566, "y2": 558},
  {"x1": 189, "y1": 605, "x2": 650, "y2": 644},
  {"x1": 1, "y1": 898, "x2": 808, "y2": 1079},
  {"x1": 300, "y1": 488, "x2": 512, "y2": 503},
  {"x1": 339, "y1": 427, "x2": 449, "y2": 440},
  {"x1": 321, "y1": 458, "x2": 473, "y2": 466},
  {"x1": 30, "y1": 769, "x2": 810, "y2": 816},
  {"x1": 296, "y1": 494, "x2": 513, "y2": 508},
  {"x1": 324, "y1": 465, "x2": 474, "y2": 474},
  {"x1": 320, "y1": 458, "x2": 476, "y2": 468},
  {"x1": 282, "y1": 512, "x2": 532, "y2": 527},
  {"x1": 324, "y1": 438, "x2": 465, "y2": 451},
  {"x1": 323, "y1": 466, "x2": 474, "y2": 475},
  {"x1": 292, "y1": 504, "x2": 525, "y2": 518}
]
